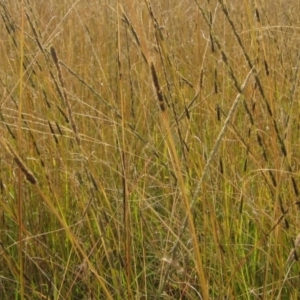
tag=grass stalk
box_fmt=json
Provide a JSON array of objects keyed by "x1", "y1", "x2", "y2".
[
  {"x1": 117, "y1": 2, "x2": 132, "y2": 297},
  {"x1": 17, "y1": 2, "x2": 25, "y2": 298},
  {"x1": 150, "y1": 61, "x2": 209, "y2": 299}
]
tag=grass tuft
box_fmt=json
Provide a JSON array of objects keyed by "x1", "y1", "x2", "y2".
[{"x1": 1, "y1": 1, "x2": 300, "y2": 299}]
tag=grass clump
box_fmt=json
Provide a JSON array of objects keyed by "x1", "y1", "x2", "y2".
[{"x1": 1, "y1": 0, "x2": 300, "y2": 299}]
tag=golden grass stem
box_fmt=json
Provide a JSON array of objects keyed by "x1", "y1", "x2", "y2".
[
  {"x1": 50, "y1": 46, "x2": 81, "y2": 147},
  {"x1": 150, "y1": 60, "x2": 209, "y2": 299},
  {"x1": 18, "y1": 2, "x2": 25, "y2": 298},
  {"x1": 117, "y1": 2, "x2": 132, "y2": 297},
  {"x1": 158, "y1": 67, "x2": 253, "y2": 298},
  {"x1": 0, "y1": 138, "x2": 37, "y2": 185}
]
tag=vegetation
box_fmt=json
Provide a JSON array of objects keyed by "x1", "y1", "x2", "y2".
[{"x1": 0, "y1": 0, "x2": 300, "y2": 298}]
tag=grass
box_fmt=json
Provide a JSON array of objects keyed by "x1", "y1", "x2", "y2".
[{"x1": 0, "y1": 0, "x2": 300, "y2": 299}]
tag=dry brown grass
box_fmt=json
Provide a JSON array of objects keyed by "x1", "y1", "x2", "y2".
[{"x1": 1, "y1": 0, "x2": 300, "y2": 299}]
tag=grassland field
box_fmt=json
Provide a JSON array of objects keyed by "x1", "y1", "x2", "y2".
[{"x1": 0, "y1": 0, "x2": 300, "y2": 299}]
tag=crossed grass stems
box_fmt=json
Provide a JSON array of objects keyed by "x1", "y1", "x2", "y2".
[{"x1": 0, "y1": 0, "x2": 300, "y2": 298}]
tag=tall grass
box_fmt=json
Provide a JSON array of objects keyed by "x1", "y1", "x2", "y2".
[{"x1": 1, "y1": 0, "x2": 300, "y2": 299}]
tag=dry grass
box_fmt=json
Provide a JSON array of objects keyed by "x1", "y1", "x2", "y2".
[{"x1": 1, "y1": 0, "x2": 300, "y2": 299}]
